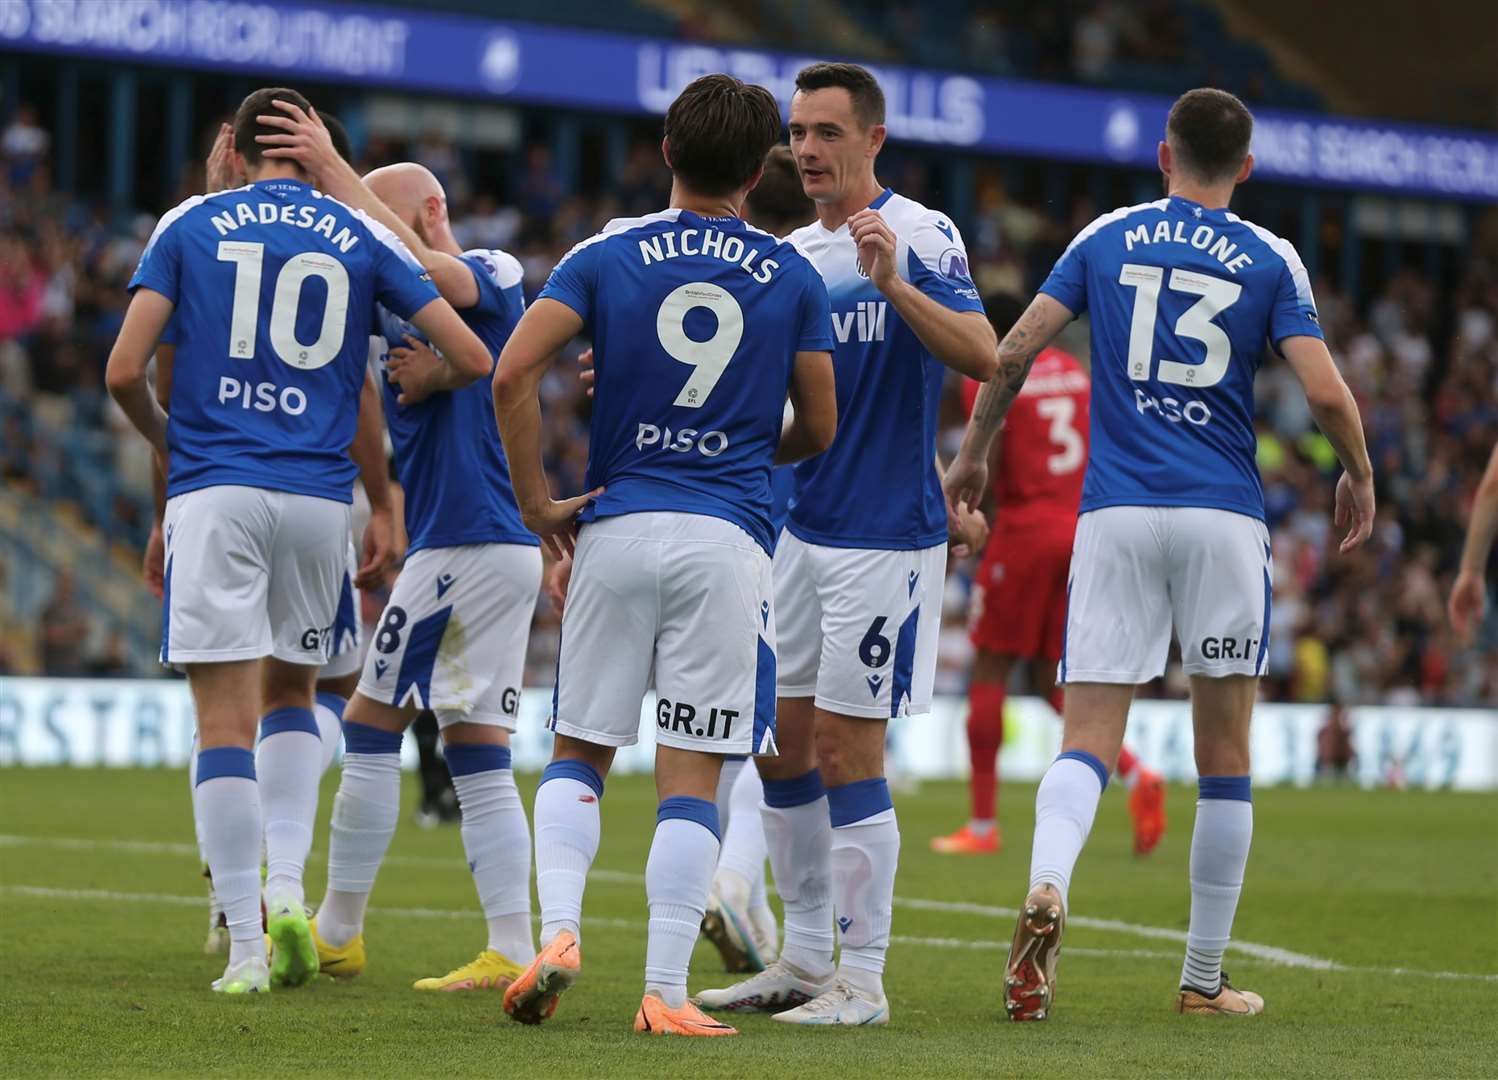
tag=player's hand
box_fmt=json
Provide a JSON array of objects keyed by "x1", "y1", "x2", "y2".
[
  {"x1": 947, "y1": 499, "x2": 988, "y2": 559},
  {"x1": 356, "y1": 506, "x2": 399, "y2": 589},
  {"x1": 577, "y1": 347, "x2": 595, "y2": 398},
  {"x1": 1448, "y1": 569, "x2": 1487, "y2": 644},
  {"x1": 1333, "y1": 471, "x2": 1375, "y2": 553},
  {"x1": 386, "y1": 335, "x2": 444, "y2": 406},
  {"x1": 205, "y1": 122, "x2": 243, "y2": 192},
  {"x1": 523, "y1": 487, "x2": 605, "y2": 560},
  {"x1": 255, "y1": 100, "x2": 346, "y2": 188},
  {"x1": 143, "y1": 522, "x2": 165, "y2": 600},
  {"x1": 943, "y1": 453, "x2": 989, "y2": 525},
  {"x1": 545, "y1": 553, "x2": 573, "y2": 616},
  {"x1": 848, "y1": 209, "x2": 899, "y2": 292}
]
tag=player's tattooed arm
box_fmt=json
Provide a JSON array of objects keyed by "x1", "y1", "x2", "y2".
[
  {"x1": 945, "y1": 293, "x2": 1072, "y2": 514},
  {"x1": 256, "y1": 101, "x2": 481, "y2": 309},
  {"x1": 493, "y1": 298, "x2": 604, "y2": 558},
  {"x1": 1449, "y1": 441, "x2": 1498, "y2": 643},
  {"x1": 848, "y1": 209, "x2": 998, "y2": 380}
]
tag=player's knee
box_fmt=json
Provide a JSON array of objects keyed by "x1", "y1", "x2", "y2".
[{"x1": 551, "y1": 733, "x2": 615, "y2": 778}]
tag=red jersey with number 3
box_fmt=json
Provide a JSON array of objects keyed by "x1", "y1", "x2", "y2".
[{"x1": 961, "y1": 347, "x2": 1089, "y2": 533}]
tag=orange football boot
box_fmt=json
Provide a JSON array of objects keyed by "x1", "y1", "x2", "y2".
[
  {"x1": 930, "y1": 824, "x2": 1002, "y2": 855},
  {"x1": 634, "y1": 992, "x2": 738, "y2": 1036},
  {"x1": 502, "y1": 931, "x2": 580, "y2": 1025},
  {"x1": 1129, "y1": 769, "x2": 1166, "y2": 855}
]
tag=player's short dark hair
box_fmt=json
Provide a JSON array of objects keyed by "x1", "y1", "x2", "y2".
[
  {"x1": 1166, "y1": 88, "x2": 1254, "y2": 183},
  {"x1": 233, "y1": 87, "x2": 313, "y2": 167},
  {"x1": 320, "y1": 111, "x2": 354, "y2": 166},
  {"x1": 794, "y1": 62, "x2": 885, "y2": 128},
  {"x1": 745, "y1": 146, "x2": 814, "y2": 235},
  {"x1": 982, "y1": 292, "x2": 1028, "y2": 338},
  {"x1": 663, "y1": 74, "x2": 783, "y2": 197}
]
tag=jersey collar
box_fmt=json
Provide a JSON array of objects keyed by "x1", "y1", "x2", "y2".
[
  {"x1": 676, "y1": 209, "x2": 745, "y2": 231},
  {"x1": 821, "y1": 187, "x2": 895, "y2": 236},
  {"x1": 1169, "y1": 194, "x2": 1228, "y2": 219}
]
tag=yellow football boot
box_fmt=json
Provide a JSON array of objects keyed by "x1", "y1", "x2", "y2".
[
  {"x1": 309, "y1": 916, "x2": 366, "y2": 979},
  {"x1": 414, "y1": 949, "x2": 525, "y2": 992}
]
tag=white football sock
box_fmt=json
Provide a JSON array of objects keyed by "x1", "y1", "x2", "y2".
[
  {"x1": 828, "y1": 779, "x2": 899, "y2": 997},
  {"x1": 1028, "y1": 751, "x2": 1108, "y2": 910},
  {"x1": 446, "y1": 744, "x2": 535, "y2": 964},
  {"x1": 313, "y1": 691, "x2": 347, "y2": 774},
  {"x1": 760, "y1": 769, "x2": 834, "y2": 980},
  {"x1": 645, "y1": 799, "x2": 720, "y2": 1009},
  {"x1": 193, "y1": 748, "x2": 262, "y2": 967},
  {"x1": 533, "y1": 761, "x2": 604, "y2": 944},
  {"x1": 1181, "y1": 777, "x2": 1253, "y2": 994},
  {"x1": 718, "y1": 759, "x2": 769, "y2": 910},
  {"x1": 319, "y1": 722, "x2": 403, "y2": 948},
  {"x1": 257, "y1": 707, "x2": 323, "y2": 908}
]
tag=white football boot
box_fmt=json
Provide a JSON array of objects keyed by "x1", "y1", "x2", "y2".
[
  {"x1": 771, "y1": 979, "x2": 890, "y2": 1026},
  {"x1": 693, "y1": 959, "x2": 830, "y2": 1013},
  {"x1": 212, "y1": 954, "x2": 270, "y2": 994}
]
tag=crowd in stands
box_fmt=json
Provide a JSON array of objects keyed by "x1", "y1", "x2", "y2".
[{"x1": 2, "y1": 101, "x2": 1494, "y2": 707}]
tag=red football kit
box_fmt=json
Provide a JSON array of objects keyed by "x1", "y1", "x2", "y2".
[{"x1": 962, "y1": 347, "x2": 1089, "y2": 662}]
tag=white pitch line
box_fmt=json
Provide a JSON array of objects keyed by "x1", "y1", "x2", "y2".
[
  {"x1": 0, "y1": 885, "x2": 1171, "y2": 961},
  {"x1": 5, "y1": 836, "x2": 1495, "y2": 985}
]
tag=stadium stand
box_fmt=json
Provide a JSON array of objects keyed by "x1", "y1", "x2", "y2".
[{"x1": 0, "y1": 5, "x2": 1492, "y2": 706}]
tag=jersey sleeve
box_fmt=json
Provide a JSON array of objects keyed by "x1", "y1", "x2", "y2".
[
  {"x1": 795, "y1": 262, "x2": 835, "y2": 352},
  {"x1": 128, "y1": 205, "x2": 192, "y2": 303},
  {"x1": 1038, "y1": 231, "x2": 1089, "y2": 316},
  {"x1": 355, "y1": 211, "x2": 441, "y2": 321},
  {"x1": 537, "y1": 237, "x2": 603, "y2": 326},
  {"x1": 462, "y1": 250, "x2": 526, "y2": 325},
  {"x1": 901, "y1": 214, "x2": 985, "y2": 314},
  {"x1": 1267, "y1": 241, "x2": 1324, "y2": 351}
]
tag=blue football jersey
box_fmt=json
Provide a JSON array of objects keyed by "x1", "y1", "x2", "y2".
[
  {"x1": 129, "y1": 179, "x2": 439, "y2": 503},
  {"x1": 373, "y1": 248, "x2": 537, "y2": 553},
  {"x1": 785, "y1": 189, "x2": 985, "y2": 550},
  {"x1": 1040, "y1": 195, "x2": 1323, "y2": 520},
  {"x1": 538, "y1": 209, "x2": 833, "y2": 554}
]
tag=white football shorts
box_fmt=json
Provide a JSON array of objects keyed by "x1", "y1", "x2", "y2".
[
  {"x1": 356, "y1": 543, "x2": 542, "y2": 730},
  {"x1": 319, "y1": 541, "x2": 363, "y2": 680},
  {"x1": 551, "y1": 512, "x2": 777, "y2": 755},
  {"x1": 161, "y1": 485, "x2": 350, "y2": 666},
  {"x1": 774, "y1": 531, "x2": 947, "y2": 719},
  {"x1": 1061, "y1": 505, "x2": 1273, "y2": 684}
]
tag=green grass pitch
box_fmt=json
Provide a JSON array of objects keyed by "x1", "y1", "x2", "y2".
[{"x1": 1, "y1": 767, "x2": 1495, "y2": 1078}]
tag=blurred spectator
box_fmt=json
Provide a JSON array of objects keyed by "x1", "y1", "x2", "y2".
[
  {"x1": 2, "y1": 103, "x2": 50, "y2": 188},
  {"x1": 1315, "y1": 704, "x2": 1355, "y2": 781},
  {"x1": 39, "y1": 570, "x2": 90, "y2": 676}
]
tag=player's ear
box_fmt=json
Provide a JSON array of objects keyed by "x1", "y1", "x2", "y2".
[
  {"x1": 660, "y1": 136, "x2": 673, "y2": 171},
  {"x1": 867, "y1": 123, "x2": 887, "y2": 159},
  {"x1": 1157, "y1": 140, "x2": 1172, "y2": 178},
  {"x1": 742, "y1": 164, "x2": 766, "y2": 199},
  {"x1": 1236, "y1": 152, "x2": 1254, "y2": 185}
]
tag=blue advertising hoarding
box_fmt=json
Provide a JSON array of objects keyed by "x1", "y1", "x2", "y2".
[{"x1": 4, "y1": 0, "x2": 1497, "y2": 201}]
